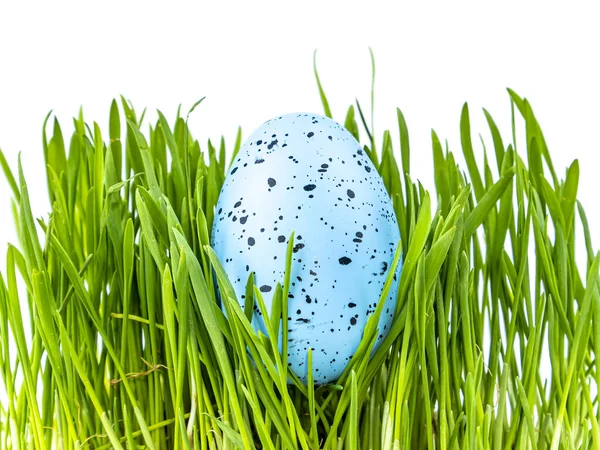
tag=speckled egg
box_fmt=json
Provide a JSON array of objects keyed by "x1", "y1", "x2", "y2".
[{"x1": 211, "y1": 113, "x2": 402, "y2": 384}]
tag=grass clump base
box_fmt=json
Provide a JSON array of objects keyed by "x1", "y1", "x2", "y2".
[{"x1": 0, "y1": 68, "x2": 599, "y2": 449}]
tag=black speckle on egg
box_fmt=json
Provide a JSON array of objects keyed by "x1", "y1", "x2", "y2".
[
  {"x1": 347, "y1": 189, "x2": 355, "y2": 199},
  {"x1": 231, "y1": 167, "x2": 238, "y2": 174},
  {"x1": 293, "y1": 243, "x2": 305, "y2": 253},
  {"x1": 380, "y1": 261, "x2": 388, "y2": 275},
  {"x1": 255, "y1": 158, "x2": 265, "y2": 164},
  {"x1": 348, "y1": 302, "x2": 357, "y2": 308},
  {"x1": 260, "y1": 285, "x2": 272, "y2": 293},
  {"x1": 248, "y1": 237, "x2": 255, "y2": 246},
  {"x1": 256, "y1": 140, "x2": 262, "y2": 145},
  {"x1": 307, "y1": 132, "x2": 314, "y2": 138},
  {"x1": 240, "y1": 216, "x2": 248, "y2": 224},
  {"x1": 267, "y1": 178, "x2": 276, "y2": 187},
  {"x1": 365, "y1": 166, "x2": 371, "y2": 173},
  {"x1": 339, "y1": 256, "x2": 352, "y2": 265},
  {"x1": 304, "y1": 184, "x2": 316, "y2": 191},
  {"x1": 234, "y1": 201, "x2": 242, "y2": 208},
  {"x1": 350, "y1": 317, "x2": 357, "y2": 326},
  {"x1": 278, "y1": 235, "x2": 286, "y2": 243}
]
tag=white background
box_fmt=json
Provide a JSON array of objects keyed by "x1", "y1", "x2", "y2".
[{"x1": 0, "y1": 0, "x2": 599, "y2": 402}]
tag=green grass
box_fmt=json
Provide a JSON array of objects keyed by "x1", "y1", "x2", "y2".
[{"x1": 0, "y1": 61, "x2": 599, "y2": 449}]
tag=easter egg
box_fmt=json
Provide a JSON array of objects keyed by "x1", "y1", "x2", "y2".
[{"x1": 211, "y1": 113, "x2": 402, "y2": 384}]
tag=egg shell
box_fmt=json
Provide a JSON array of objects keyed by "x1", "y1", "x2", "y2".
[{"x1": 211, "y1": 113, "x2": 402, "y2": 384}]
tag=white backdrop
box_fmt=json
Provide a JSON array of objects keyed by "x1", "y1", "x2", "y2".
[{"x1": 1, "y1": 0, "x2": 599, "y2": 403}]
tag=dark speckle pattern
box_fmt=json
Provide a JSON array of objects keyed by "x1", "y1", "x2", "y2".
[
  {"x1": 211, "y1": 112, "x2": 403, "y2": 384},
  {"x1": 293, "y1": 243, "x2": 305, "y2": 253}
]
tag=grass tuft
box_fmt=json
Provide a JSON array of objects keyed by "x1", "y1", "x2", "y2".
[{"x1": 0, "y1": 65, "x2": 599, "y2": 449}]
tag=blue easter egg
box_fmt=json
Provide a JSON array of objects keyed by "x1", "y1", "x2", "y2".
[{"x1": 211, "y1": 113, "x2": 402, "y2": 384}]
